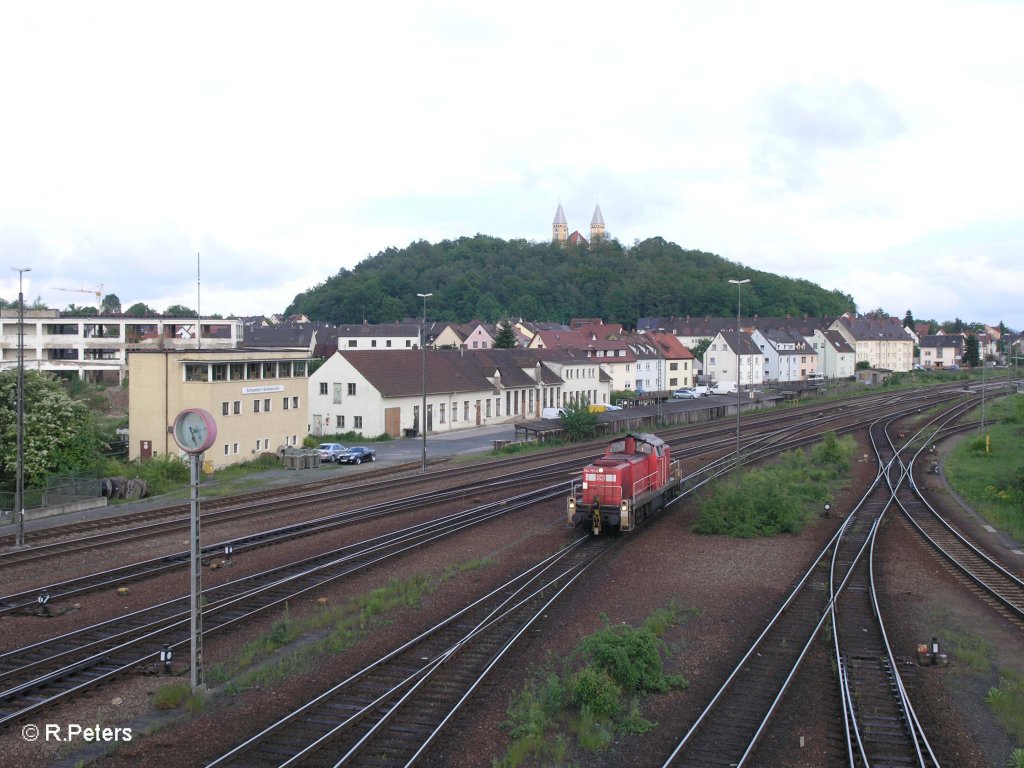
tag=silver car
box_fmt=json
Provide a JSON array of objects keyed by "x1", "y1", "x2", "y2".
[{"x1": 317, "y1": 442, "x2": 346, "y2": 463}]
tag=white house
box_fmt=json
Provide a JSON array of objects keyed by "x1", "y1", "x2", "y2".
[
  {"x1": 750, "y1": 327, "x2": 818, "y2": 382},
  {"x1": 702, "y1": 330, "x2": 764, "y2": 389},
  {"x1": 336, "y1": 323, "x2": 419, "y2": 351},
  {"x1": 306, "y1": 348, "x2": 612, "y2": 437},
  {"x1": 808, "y1": 329, "x2": 856, "y2": 379}
]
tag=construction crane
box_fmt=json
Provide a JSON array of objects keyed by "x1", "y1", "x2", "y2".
[{"x1": 51, "y1": 284, "x2": 104, "y2": 302}]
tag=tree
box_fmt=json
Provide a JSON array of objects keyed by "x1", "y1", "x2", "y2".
[
  {"x1": 689, "y1": 338, "x2": 713, "y2": 362},
  {"x1": 902, "y1": 310, "x2": 915, "y2": 329},
  {"x1": 559, "y1": 396, "x2": 598, "y2": 442},
  {"x1": 964, "y1": 335, "x2": 980, "y2": 367},
  {"x1": 0, "y1": 371, "x2": 104, "y2": 489},
  {"x1": 125, "y1": 302, "x2": 156, "y2": 317},
  {"x1": 101, "y1": 293, "x2": 122, "y2": 314},
  {"x1": 64, "y1": 304, "x2": 98, "y2": 316},
  {"x1": 164, "y1": 304, "x2": 196, "y2": 318},
  {"x1": 855, "y1": 360, "x2": 871, "y2": 370},
  {"x1": 493, "y1": 318, "x2": 518, "y2": 348}
]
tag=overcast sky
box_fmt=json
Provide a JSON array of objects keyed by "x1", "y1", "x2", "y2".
[{"x1": 2, "y1": 1, "x2": 1022, "y2": 329}]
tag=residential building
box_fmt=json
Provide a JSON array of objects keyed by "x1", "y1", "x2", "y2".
[
  {"x1": 643, "y1": 331, "x2": 696, "y2": 390},
  {"x1": 702, "y1": 330, "x2": 764, "y2": 389},
  {"x1": 0, "y1": 309, "x2": 242, "y2": 384},
  {"x1": 809, "y1": 330, "x2": 856, "y2": 379},
  {"x1": 829, "y1": 314, "x2": 915, "y2": 372},
  {"x1": 336, "y1": 322, "x2": 419, "y2": 351},
  {"x1": 918, "y1": 335, "x2": 963, "y2": 369},
  {"x1": 127, "y1": 347, "x2": 310, "y2": 468},
  {"x1": 750, "y1": 327, "x2": 818, "y2": 382},
  {"x1": 307, "y1": 348, "x2": 611, "y2": 438}
]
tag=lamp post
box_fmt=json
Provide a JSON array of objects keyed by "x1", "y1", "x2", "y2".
[
  {"x1": 11, "y1": 267, "x2": 31, "y2": 548},
  {"x1": 417, "y1": 292, "x2": 432, "y2": 473},
  {"x1": 728, "y1": 278, "x2": 750, "y2": 465}
]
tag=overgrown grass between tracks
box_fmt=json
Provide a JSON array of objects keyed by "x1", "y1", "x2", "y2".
[
  {"x1": 692, "y1": 431, "x2": 856, "y2": 537},
  {"x1": 495, "y1": 603, "x2": 695, "y2": 767},
  {"x1": 198, "y1": 556, "x2": 493, "y2": 696},
  {"x1": 944, "y1": 394, "x2": 1024, "y2": 542}
]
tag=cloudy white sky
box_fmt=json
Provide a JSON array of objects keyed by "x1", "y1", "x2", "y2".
[{"x1": 2, "y1": 1, "x2": 1022, "y2": 328}]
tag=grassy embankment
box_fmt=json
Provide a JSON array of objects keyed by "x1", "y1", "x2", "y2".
[{"x1": 944, "y1": 394, "x2": 1024, "y2": 542}]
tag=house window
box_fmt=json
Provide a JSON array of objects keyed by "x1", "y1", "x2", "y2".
[
  {"x1": 224, "y1": 444, "x2": 229, "y2": 455},
  {"x1": 371, "y1": 340, "x2": 377, "y2": 348},
  {"x1": 670, "y1": 362, "x2": 678, "y2": 370},
  {"x1": 710, "y1": 357, "x2": 716, "y2": 365},
  {"x1": 294, "y1": 361, "x2": 306, "y2": 377},
  {"x1": 439, "y1": 403, "x2": 446, "y2": 423},
  {"x1": 212, "y1": 364, "x2": 226, "y2": 381},
  {"x1": 254, "y1": 400, "x2": 261, "y2": 413},
  {"x1": 262, "y1": 362, "x2": 276, "y2": 378},
  {"x1": 347, "y1": 339, "x2": 357, "y2": 347},
  {"x1": 292, "y1": 397, "x2": 299, "y2": 408},
  {"x1": 246, "y1": 362, "x2": 260, "y2": 379},
  {"x1": 263, "y1": 439, "x2": 269, "y2": 450},
  {"x1": 405, "y1": 340, "x2": 411, "y2": 348},
  {"x1": 233, "y1": 443, "x2": 239, "y2": 454},
  {"x1": 486, "y1": 400, "x2": 492, "y2": 418},
  {"x1": 263, "y1": 398, "x2": 271, "y2": 412},
  {"x1": 230, "y1": 363, "x2": 244, "y2": 380},
  {"x1": 184, "y1": 364, "x2": 208, "y2": 382},
  {"x1": 496, "y1": 397, "x2": 501, "y2": 417},
  {"x1": 386, "y1": 340, "x2": 392, "y2": 347},
  {"x1": 333, "y1": 383, "x2": 343, "y2": 404},
  {"x1": 278, "y1": 363, "x2": 291, "y2": 378},
  {"x1": 472, "y1": 341, "x2": 479, "y2": 349},
  {"x1": 347, "y1": 383, "x2": 356, "y2": 396},
  {"x1": 222, "y1": 401, "x2": 229, "y2": 416},
  {"x1": 233, "y1": 401, "x2": 241, "y2": 415},
  {"x1": 354, "y1": 416, "x2": 363, "y2": 429},
  {"x1": 452, "y1": 404, "x2": 457, "y2": 422},
  {"x1": 283, "y1": 397, "x2": 289, "y2": 410},
  {"x1": 464, "y1": 401, "x2": 469, "y2": 421},
  {"x1": 320, "y1": 382, "x2": 328, "y2": 395},
  {"x1": 336, "y1": 415, "x2": 344, "y2": 428}
]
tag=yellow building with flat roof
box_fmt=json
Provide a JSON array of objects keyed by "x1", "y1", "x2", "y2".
[{"x1": 128, "y1": 348, "x2": 310, "y2": 468}]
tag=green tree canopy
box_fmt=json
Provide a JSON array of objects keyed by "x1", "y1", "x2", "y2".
[
  {"x1": 964, "y1": 335, "x2": 981, "y2": 367},
  {"x1": 285, "y1": 235, "x2": 858, "y2": 327},
  {"x1": 101, "y1": 293, "x2": 122, "y2": 314},
  {"x1": 493, "y1": 318, "x2": 518, "y2": 348},
  {"x1": 0, "y1": 371, "x2": 105, "y2": 488},
  {"x1": 164, "y1": 304, "x2": 196, "y2": 318},
  {"x1": 125, "y1": 302, "x2": 156, "y2": 317}
]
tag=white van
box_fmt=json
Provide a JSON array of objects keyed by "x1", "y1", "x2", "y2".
[
  {"x1": 807, "y1": 372, "x2": 826, "y2": 383},
  {"x1": 542, "y1": 407, "x2": 567, "y2": 419},
  {"x1": 710, "y1": 381, "x2": 738, "y2": 395}
]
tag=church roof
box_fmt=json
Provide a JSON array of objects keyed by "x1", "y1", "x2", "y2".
[
  {"x1": 591, "y1": 204, "x2": 604, "y2": 226},
  {"x1": 553, "y1": 203, "x2": 567, "y2": 226}
]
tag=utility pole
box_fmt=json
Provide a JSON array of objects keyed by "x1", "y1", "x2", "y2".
[
  {"x1": 417, "y1": 292, "x2": 432, "y2": 473},
  {"x1": 11, "y1": 267, "x2": 31, "y2": 548}
]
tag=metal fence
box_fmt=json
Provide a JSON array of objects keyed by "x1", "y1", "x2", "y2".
[{"x1": 0, "y1": 472, "x2": 100, "y2": 519}]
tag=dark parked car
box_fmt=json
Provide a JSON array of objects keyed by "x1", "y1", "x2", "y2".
[
  {"x1": 672, "y1": 388, "x2": 700, "y2": 399},
  {"x1": 317, "y1": 443, "x2": 346, "y2": 463},
  {"x1": 339, "y1": 445, "x2": 376, "y2": 464}
]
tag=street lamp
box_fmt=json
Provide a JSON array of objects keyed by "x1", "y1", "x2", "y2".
[
  {"x1": 417, "y1": 292, "x2": 432, "y2": 473},
  {"x1": 11, "y1": 267, "x2": 31, "y2": 548},
  {"x1": 728, "y1": 278, "x2": 750, "y2": 465}
]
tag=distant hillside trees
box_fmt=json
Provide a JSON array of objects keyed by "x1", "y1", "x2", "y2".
[{"x1": 286, "y1": 235, "x2": 856, "y2": 327}]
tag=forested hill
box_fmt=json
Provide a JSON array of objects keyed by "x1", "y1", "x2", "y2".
[{"x1": 286, "y1": 235, "x2": 856, "y2": 327}]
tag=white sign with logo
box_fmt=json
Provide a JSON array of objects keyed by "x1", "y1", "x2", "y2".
[{"x1": 242, "y1": 385, "x2": 285, "y2": 394}]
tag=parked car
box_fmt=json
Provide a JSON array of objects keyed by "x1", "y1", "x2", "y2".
[
  {"x1": 672, "y1": 388, "x2": 700, "y2": 399},
  {"x1": 691, "y1": 385, "x2": 712, "y2": 397},
  {"x1": 317, "y1": 443, "x2": 346, "y2": 463},
  {"x1": 947, "y1": 364, "x2": 960, "y2": 370},
  {"x1": 603, "y1": 404, "x2": 622, "y2": 411},
  {"x1": 339, "y1": 445, "x2": 376, "y2": 464}
]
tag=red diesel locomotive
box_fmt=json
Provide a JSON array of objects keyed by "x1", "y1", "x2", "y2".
[{"x1": 567, "y1": 433, "x2": 683, "y2": 535}]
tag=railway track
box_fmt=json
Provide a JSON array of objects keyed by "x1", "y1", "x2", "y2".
[
  {"x1": 0, "y1": 382, "x2": 973, "y2": 559},
  {"x1": 207, "y1": 535, "x2": 610, "y2": 768},
  {"x1": 660, "y1": 397, "x2": 981, "y2": 767},
  {"x1": 0, "y1": 485, "x2": 567, "y2": 729}
]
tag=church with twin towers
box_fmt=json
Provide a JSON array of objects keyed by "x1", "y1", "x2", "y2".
[{"x1": 552, "y1": 203, "x2": 605, "y2": 246}]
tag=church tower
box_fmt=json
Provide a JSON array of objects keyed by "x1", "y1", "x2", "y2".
[
  {"x1": 552, "y1": 203, "x2": 568, "y2": 243},
  {"x1": 590, "y1": 203, "x2": 605, "y2": 242}
]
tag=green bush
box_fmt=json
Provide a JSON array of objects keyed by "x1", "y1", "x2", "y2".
[
  {"x1": 576, "y1": 623, "x2": 674, "y2": 693},
  {"x1": 568, "y1": 667, "x2": 620, "y2": 718}
]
